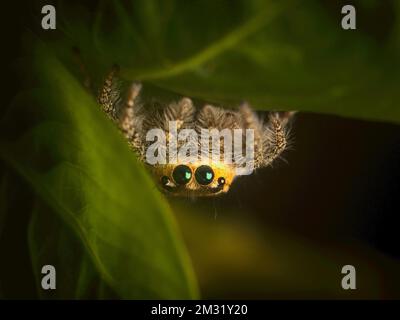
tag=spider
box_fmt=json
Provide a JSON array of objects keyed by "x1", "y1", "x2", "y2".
[{"x1": 95, "y1": 65, "x2": 295, "y2": 197}]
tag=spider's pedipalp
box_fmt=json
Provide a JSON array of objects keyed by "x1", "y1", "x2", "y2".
[
  {"x1": 143, "y1": 97, "x2": 196, "y2": 133},
  {"x1": 165, "y1": 97, "x2": 196, "y2": 130},
  {"x1": 196, "y1": 104, "x2": 241, "y2": 131},
  {"x1": 238, "y1": 102, "x2": 260, "y2": 130}
]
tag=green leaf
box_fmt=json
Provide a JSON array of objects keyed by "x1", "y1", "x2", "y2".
[
  {"x1": 0, "y1": 43, "x2": 198, "y2": 299},
  {"x1": 51, "y1": 0, "x2": 400, "y2": 123}
]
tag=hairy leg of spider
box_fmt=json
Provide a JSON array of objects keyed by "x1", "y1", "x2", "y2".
[
  {"x1": 97, "y1": 67, "x2": 144, "y2": 158},
  {"x1": 119, "y1": 83, "x2": 144, "y2": 156},
  {"x1": 120, "y1": 83, "x2": 142, "y2": 139},
  {"x1": 259, "y1": 113, "x2": 290, "y2": 168},
  {"x1": 98, "y1": 65, "x2": 120, "y2": 121},
  {"x1": 239, "y1": 103, "x2": 259, "y2": 129},
  {"x1": 238, "y1": 102, "x2": 264, "y2": 165},
  {"x1": 277, "y1": 111, "x2": 297, "y2": 126}
]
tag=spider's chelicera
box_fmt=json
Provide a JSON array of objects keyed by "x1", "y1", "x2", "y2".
[{"x1": 96, "y1": 66, "x2": 295, "y2": 197}]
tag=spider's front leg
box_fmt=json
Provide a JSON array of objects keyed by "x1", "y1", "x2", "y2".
[
  {"x1": 98, "y1": 65, "x2": 120, "y2": 121},
  {"x1": 98, "y1": 66, "x2": 145, "y2": 158},
  {"x1": 258, "y1": 112, "x2": 294, "y2": 168},
  {"x1": 119, "y1": 82, "x2": 142, "y2": 140},
  {"x1": 119, "y1": 82, "x2": 144, "y2": 158}
]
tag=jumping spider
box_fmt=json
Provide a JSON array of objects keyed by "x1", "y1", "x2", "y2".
[{"x1": 96, "y1": 65, "x2": 295, "y2": 197}]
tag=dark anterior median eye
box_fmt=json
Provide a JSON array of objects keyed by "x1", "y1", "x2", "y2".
[
  {"x1": 161, "y1": 176, "x2": 169, "y2": 186},
  {"x1": 195, "y1": 165, "x2": 214, "y2": 185},
  {"x1": 172, "y1": 165, "x2": 192, "y2": 185}
]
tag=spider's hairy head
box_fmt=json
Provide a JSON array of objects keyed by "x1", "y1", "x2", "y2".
[{"x1": 149, "y1": 162, "x2": 236, "y2": 197}]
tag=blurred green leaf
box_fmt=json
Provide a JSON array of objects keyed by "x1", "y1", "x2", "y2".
[
  {"x1": 0, "y1": 43, "x2": 198, "y2": 299},
  {"x1": 28, "y1": 202, "x2": 110, "y2": 299},
  {"x1": 51, "y1": 0, "x2": 400, "y2": 123}
]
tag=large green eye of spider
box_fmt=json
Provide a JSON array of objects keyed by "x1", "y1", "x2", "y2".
[
  {"x1": 195, "y1": 165, "x2": 214, "y2": 185},
  {"x1": 172, "y1": 165, "x2": 192, "y2": 185}
]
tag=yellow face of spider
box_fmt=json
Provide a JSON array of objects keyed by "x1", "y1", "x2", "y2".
[{"x1": 150, "y1": 162, "x2": 236, "y2": 197}]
